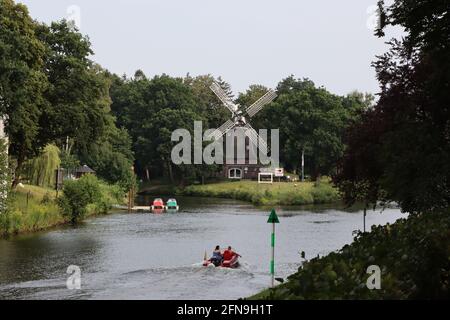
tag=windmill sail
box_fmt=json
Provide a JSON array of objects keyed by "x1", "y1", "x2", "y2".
[
  {"x1": 206, "y1": 119, "x2": 236, "y2": 140},
  {"x1": 210, "y1": 82, "x2": 238, "y2": 114},
  {"x1": 244, "y1": 123, "x2": 269, "y2": 154},
  {"x1": 246, "y1": 89, "x2": 277, "y2": 117}
]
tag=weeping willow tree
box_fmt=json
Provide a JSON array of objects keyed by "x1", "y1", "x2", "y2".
[{"x1": 26, "y1": 144, "x2": 61, "y2": 188}]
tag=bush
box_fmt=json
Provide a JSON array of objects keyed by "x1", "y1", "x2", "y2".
[
  {"x1": 58, "y1": 175, "x2": 102, "y2": 223},
  {"x1": 250, "y1": 210, "x2": 450, "y2": 299},
  {"x1": 311, "y1": 182, "x2": 340, "y2": 204}
]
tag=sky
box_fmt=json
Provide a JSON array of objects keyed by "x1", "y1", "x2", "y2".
[{"x1": 18, "y1": 0, "x2": 402, "y2": 96}]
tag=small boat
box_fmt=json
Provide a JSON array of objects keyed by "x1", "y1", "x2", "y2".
[
  {"x1": 165, "y1": 198, "x2": 179, "y2": 213},
  {"x1": 150, "y1": 198, "x2": 165, "y2": 214},
  {"x1": 203, "y1": 254, "x2": 240, "y2": 268}
]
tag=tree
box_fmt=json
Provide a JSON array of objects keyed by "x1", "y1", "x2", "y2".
[
  {"x1": 0, "y1": 0, "x2": 48, "y2": 186},
  {"x1": 58, "y1": 174, "x2": 102, "y2": 223},
  {"x1": 35, "y1": 22, "x2": 109, "y2": 156},
  {"x1": 111, "y1": 73, "x2": 206, "y2": 182},
  {"x1": 25, "y1": 144, "x2": 60, "y2": 188},
  {"x1": 244, "y1": 77, "x2": 368, "y2": 179},
  {"x1": 184, "y1": 74, "x2": 230, "y2": 130},
  {"x1": 334, "y1": 0, "x2": 450, "y2": 213},
  {"x1": 76, "y1": 115, "x2": 135, "y2": 188},
  {"x1": 1, "y1": 7, "x2": 109, "y2": 187}
]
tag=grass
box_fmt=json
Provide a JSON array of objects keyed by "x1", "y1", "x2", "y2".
[
  {"x1": 179, "y1": 178, "x2": 340, "y2": 206},
  {"x1": 0, "y1": 185, "x2": 65, "y2": 235},
  {"x1": 0, "y1": 182, "x2": 127, "y2": 237}
]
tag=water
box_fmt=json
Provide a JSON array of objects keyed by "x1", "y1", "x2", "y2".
[{"x1": 0, "y1": 197, "x2": 405, "y2": 300}]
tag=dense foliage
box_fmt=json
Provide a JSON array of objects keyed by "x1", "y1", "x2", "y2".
[
  {"x1": 252, "y1": 209, "x2": 450, "y2": 299},
  {"x1": 334, "y1": 0, "x2": 450, "y2": 213},
  {"x1": 110, "y1": 73, "x2": 229, "y2": 183},
  {"x1": 57, "y1": 174, "x2": 120, "y2": 223},
  {"x1": 24, "y1": 144, "x2": 60, "y2": 188},
  {"x1": 0, "y1": 181, "x2": 124, "y2": 235},
  {"x1": 110, "y1": 72, "x2": 370, "y2": 183},
  {"x1": 242, "y1": 78, "x2": 372, "y2": 179},
  {"x1": 252, "y1": 0, "x2": 450, "y2": 300},
  {"x1": 0, "y1": 0, "x2": 134, "y2": 188}
]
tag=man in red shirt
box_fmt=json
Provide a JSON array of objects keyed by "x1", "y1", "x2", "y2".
[{"x1": 223, "y1": 246, "x2": 241, "y2": 261}]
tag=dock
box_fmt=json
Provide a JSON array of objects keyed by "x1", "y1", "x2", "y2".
[{"x1": 130, "y1": 206, "x2": 151, "y2": 212}]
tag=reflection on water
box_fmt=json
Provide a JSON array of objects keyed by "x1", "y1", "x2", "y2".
[{"x1": 0, "y1": 197, "x2": 405, "y2": 300}]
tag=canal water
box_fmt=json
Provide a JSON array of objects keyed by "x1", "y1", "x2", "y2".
[{"x1": 0, "y1": 197, "x2": 405, "y2": 300}]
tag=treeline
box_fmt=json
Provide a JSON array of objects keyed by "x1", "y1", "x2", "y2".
[
  {"x1": 110, "y1": 73, "x2": 372, "y2": 183},
  {"x1": 1, "y1": 0, "x2": 371, "y2": 189}
]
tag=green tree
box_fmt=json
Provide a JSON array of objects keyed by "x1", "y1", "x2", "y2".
[
  {"x1": 25, "y1": 144, "x2": 60, "y2": 188},
  {"x1": 58, "y1": 174, "x2": 101, "y2": 223},
  {"x1": 184, "y1": 74, "x2": 230, "y2": 130},
  {"x1": 76, "y1": 115, "x2": 135, "y2": 188},
  {"x1": 1, "y1": 6, "x2": 109, "y2": 187},
  {"x1": 243, "y1": 77, "x2": 369, "y2": 180},
  {"x1": 0, "y1": 0, "x2": 48, "y2": 186},
  {"x1": 111, "y1": 73, "x2": 203, "y2": 182},
  {"x1": 334, "y1": 0, "x2": 450, "y2": 213},
  {"x1": 35, "y1": 22, "x2": 109, "y2": 155}
]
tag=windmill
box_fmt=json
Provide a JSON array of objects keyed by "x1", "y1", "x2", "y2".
[{"x1": 207, "y1": 81, "x2": 277, "y2": 154}]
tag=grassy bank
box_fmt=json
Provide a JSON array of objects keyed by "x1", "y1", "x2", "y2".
[
  {"x1": 0, "y1": 182, "x2": 126, "y2": 236},
  {"x1": 179, "y1": 178, "x2": 340, "y2": 206},
  {"x1": 249, "y1": 210, "x2": 450, "y2": 299}
]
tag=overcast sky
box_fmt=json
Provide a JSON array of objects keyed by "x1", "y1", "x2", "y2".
[{"x1": 18, "y1": 0, "x2": 401, "y2": 96}]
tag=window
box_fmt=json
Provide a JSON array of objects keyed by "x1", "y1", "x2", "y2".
[{"x1": 228, "y1": 168, "x2": 242, "y2": 179}]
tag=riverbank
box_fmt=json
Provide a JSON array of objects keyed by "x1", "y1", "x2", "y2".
[
  {"x1": 177, "y1": 178, "x2": 340, "y2": 206},
  {"x1": 249, "y1": 209, "x2": 450, "y2": 299},
  {"x1": 0, "y1": 183, "x2": 126, "y2": 237}
]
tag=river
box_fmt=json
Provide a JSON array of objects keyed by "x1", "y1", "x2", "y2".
[{"x1": 0, "y1": 196, "x2": 405, "y2": 300}]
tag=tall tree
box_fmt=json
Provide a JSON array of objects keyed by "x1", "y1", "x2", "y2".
[
  {"x1": 76, "y1": 114, "x2": 135, "y2": 188},
  {"x1": 1, "y1": 5, "x2": 109, "y2": 187},
  {"x1": 111, "y1": 73, "x2": 203, "y2": 182},
  {"x1": 184, "y1": 74, "x2": 230, "y2": 130},
  {"x1": 25, "y1": 144, "x2": 60, "y2": 188},
  {"x1": 334, "y1": 0, "x2": 450, "y2": 213},
  {"x1": 35, "y1": 22, "x2": 109, "y2": 155},
  {"x1": 243, "y1": 77, "x2": 369, "y2": 179},
  {"x1": 0, "y1": 0, "x2": 48, "y2": 186}
]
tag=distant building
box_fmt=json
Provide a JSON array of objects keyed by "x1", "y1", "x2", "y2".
[
  {"x1": 223, "y1": 135, "x2": 263, "y2": 180},
  {"x1": 74, "y1": 165, "x2": 95, "y2": 179},
  {"x1": 223, "y1": 163, "x2": 262, "y2": 180}
]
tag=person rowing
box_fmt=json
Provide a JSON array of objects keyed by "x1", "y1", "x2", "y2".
[
  {"x1": 210, "y1": 245, "x2": 223, "y2": 266},
  {"x1": 223, "y1": 246, "x2": 241, "y2": 261}
]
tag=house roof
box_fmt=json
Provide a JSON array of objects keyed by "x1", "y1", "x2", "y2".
[{"x1": 76, "y1": 165, "x2": 95, "y2": 173}]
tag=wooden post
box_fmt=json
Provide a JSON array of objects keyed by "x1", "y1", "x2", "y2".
[
  {"x1": 127, "y1": 190, "x2": 131, "y2": 213},
  {"x1": 363, "y1": 207, "x2": 367, "y2": 232},
  {"x1": 26, "y1": 191, "x2": 30, "y2": 212},
  {"x1": 301, "y1": 149, "x2": 305, "y2": 182},
  {"x1": 128, "y1": 165, "x2": 135, "y2": 213}
]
